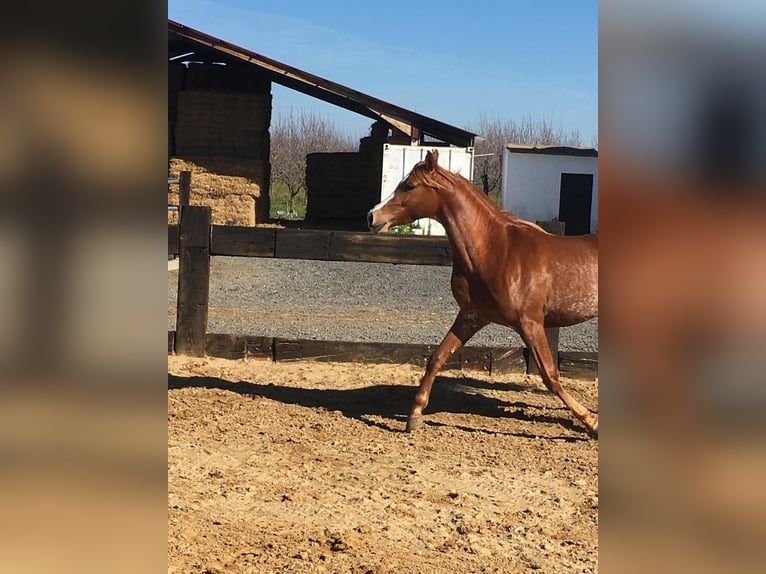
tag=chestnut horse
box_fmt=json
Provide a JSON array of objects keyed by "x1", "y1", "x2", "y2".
[{"x1": 368, "y1": 149, "x2": 598, "y2": 435}]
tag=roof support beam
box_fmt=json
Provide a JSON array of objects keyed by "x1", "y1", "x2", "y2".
[
  {"x1": 168, "y1": 20, "x2": 476, "y2": 148},
  {"x1": 372, "y1": 112, "x2": 415, "y2": 140}
]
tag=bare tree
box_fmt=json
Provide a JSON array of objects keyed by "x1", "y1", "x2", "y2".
[
  {"x1": 470, "y1": 115, "x2": 584, "y2": 202},
  {"x1": 270, "y1": 109, "x2": 357, "y2": 216}
]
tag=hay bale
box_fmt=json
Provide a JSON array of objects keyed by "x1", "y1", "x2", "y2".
[
  {"x1": 168, "y1": 156, "x2": 270, "y2": 225},
  {"x1": 204, "y1": 194, "x2": 257, "y2": 226},
  {"x1": 168, "y1": 122, "x2": 175, "y2": 157},
  {"x1": 175, "y1": 91, "x2": 272, "y2": 130},
  {"x1": 305, "y1": 152, "x2": 378, "y2": 222},
  {"x1": 184, "y1": 63, "x2": 270, "y2": 93},
  {"x1": 174, "y1": 125, "x2": 269, "y2": 159},
  {"x1": 169, "y1": 156, "x2": 269, "y2": 195},
  {"x1": 173, "y1": 90, "x2": 272, "y2": 159},
  {"x1": 168, "y1": 65, "x2": 273, "y2": 224},
  {"x1": 168, "y1": 62, "x2": 186, "y2": 123},
  {"x1": 166, "y1": 191, "x2": 255, "y2": 226}
]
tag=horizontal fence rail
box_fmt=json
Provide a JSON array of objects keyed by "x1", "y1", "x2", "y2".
[
  {"x1": 169, "y1": 223, "x2": 453, "y2": 265},
  {"x1": 167, "y1": 331, "x2": 598, "y2": 379},
  {"x1": 168, "y1": 206, "x2": 597, "y2": 377}
]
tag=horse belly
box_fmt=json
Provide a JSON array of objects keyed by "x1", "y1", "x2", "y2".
[
  {"x1": 545, "y1": 298, "x2": 597, "y2": 327},
  {"x1": 546, "y1": 268, "x2": 598, "y2": 325}
]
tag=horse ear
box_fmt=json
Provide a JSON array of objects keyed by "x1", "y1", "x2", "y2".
[{"x1": 425, "y1": 149, "x2": 439, "y2": 170}]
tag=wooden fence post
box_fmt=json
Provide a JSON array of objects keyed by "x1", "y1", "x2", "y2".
[
  {"x1": 175, "y1": 205, "x2": 211, "y2": 357},
  {"x1": 526, "y1": 220, "x2": 565, "y2": 375},
  {"x1": 178, "y1": 170, "x2": 192, "y2": 211}
]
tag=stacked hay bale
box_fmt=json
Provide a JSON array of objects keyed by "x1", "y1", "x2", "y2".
[
  {"x1": 169, "y1": 62, "x2": 271, "y2": 226},
  {"x1": 304, "y1": 123, "x2": 387, "y2": 229},
  {"x1": 305, "y1": 152, "x2": 369, "y2": 225},
  {"x1": 168, "y1": 62, "x2": 185, "y2": 156}
]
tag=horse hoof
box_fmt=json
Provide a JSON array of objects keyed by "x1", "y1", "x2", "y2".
[
  {"x1": 406, "y1": 416, "x2": 424, "y2": 432},
  {"x1": 588, "y1": 419, "x2": 598, "y2": 438}
]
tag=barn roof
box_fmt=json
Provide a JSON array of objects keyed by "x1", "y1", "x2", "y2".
[
  {"x1": 505, "y1": 144, "x2": 598, "y2": 157},
  {"x1": 169, "y1": 20, "x2": 476, "y2": 148}
]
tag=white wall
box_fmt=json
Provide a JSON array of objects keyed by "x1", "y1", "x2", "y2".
[{"x1": 501, "y1": 151, "x2": 598, "y2": 232}]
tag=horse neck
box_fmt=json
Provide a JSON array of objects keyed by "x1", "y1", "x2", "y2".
[{"x1": 433, "y1": 178, "x2": 501, "y2": 272}]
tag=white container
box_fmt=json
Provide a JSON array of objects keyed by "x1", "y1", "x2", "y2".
[{"x1": 380, "y1": 143, "x2": 475, "y2": 236}]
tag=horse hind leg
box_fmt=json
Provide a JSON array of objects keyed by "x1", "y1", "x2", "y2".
[
  {"x1": 520, "y1": 317, "x2": 599, "y2": 436},
  {"x1": 407, "y1": 309, "x2": 487, "y2": 431}
]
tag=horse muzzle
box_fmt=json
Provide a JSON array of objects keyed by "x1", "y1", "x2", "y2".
[{"x1": 367, "y1": 210, "x2": 389, "y2": 233}]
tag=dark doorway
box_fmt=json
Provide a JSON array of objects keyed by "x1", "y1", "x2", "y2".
[{"x1": 558, "y1": 173, "x2": 593, "y2": 235}]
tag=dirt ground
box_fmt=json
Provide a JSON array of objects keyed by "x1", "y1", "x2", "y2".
[{"x1": 168, "y1": 357, "x2": 598, "y2": 573}]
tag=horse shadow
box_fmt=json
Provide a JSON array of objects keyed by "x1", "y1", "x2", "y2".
[{"x1": 167, "y1": 372, "x2": 588, "y2": 441}]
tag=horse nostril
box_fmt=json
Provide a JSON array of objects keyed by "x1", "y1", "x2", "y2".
[{"x1": 367, "y1": 211, "x2": 373, "y2": 229}]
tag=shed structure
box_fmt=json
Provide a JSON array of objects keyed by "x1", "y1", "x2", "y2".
[
  {"x1": 168, "y1": 20, "x2": 476, "y2": 228},
  {"x1": 500, "y1": 145, "x2": 598, "y2": 235}
]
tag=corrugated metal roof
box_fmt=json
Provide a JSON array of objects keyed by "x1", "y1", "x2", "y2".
[{"x1": 169, "y1": 20, "x2": 476, "y2": 147}]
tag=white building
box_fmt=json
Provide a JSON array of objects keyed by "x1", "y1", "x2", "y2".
[{"x1": 500, "y1": 144, "x2": 598, "y2": 234}]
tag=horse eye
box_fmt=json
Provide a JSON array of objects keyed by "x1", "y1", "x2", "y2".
[{"x1": 402, "y1": 182, "x2": 415, "y2": 192}]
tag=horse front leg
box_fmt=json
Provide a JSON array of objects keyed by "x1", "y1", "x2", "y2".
[
  {"x1": 520, "y1": 316, "x2": 599, "y2": 436},
  {"x1": 407, "y1": 308, "x2": 487, "y2": 431}
]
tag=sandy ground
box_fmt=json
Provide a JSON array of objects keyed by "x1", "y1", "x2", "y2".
[{"x1": 168, "y1": 356, "x2": 598, "y2": 573}]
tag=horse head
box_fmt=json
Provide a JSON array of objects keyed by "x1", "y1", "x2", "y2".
[{"x1": 368, "y1": 149, "x2": 443, "y2": 233}]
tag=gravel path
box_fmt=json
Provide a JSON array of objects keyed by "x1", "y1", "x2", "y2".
[{"x1": 168, "y1": 256, "x2": 598, "y2": 351}]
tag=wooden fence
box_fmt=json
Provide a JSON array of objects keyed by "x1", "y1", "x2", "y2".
[{"x1": 168, "y1": 205, "x2": 597, "y2": 378}]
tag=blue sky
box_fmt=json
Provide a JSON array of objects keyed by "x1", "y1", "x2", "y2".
[{"x1": 168, "y1": 0, "x2": 597, "y2": 143}]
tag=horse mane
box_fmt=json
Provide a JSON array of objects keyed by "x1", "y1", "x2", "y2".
[{"x1": 410, "y1": 158, "x2": 550, "y2": 234}]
